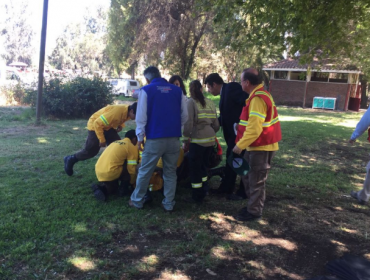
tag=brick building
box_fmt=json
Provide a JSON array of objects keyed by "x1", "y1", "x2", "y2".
[{"x1": 263, "y1": 58, "x2": 363, "y2": 111}]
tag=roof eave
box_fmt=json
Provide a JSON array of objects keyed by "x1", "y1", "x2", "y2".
[{"x1": 262, "y1": 67, "x2": 361, "y2": 74}]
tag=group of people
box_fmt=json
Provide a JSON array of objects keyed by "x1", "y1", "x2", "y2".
[{"x1": 64, "y1": 65, "x2": 283, "y2": 221}]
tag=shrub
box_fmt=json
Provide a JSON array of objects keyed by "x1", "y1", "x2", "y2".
[
  {"x1": 0, "y1": 83, "x2": 27, "y2": 106},
  {"x1": 24, "y1": 76, "x2": 114, "y2": 119}
]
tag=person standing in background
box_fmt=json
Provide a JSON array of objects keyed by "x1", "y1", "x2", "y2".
[
  {"x1": 129, "y1": 66, "x2": 188, "y2": 212},
  {"x1": 183, "y1": 80, "x2": 220, "y2": 203},
  {"x1": 169, "y1": 75, "x2": 187, "y2": 96},
  {"x1": 233, "y1": 68, "x2": 282, "y2": 221},
  {"x1": 205, "y1": 73, "x2": 249, "y2": 199},
  {"x1": 349, "y1": 106, "x2": 370, "y2": 205}
]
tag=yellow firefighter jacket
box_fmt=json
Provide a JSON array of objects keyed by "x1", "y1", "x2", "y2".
[
  {"x1": 95, "y1": 138, "x2": 138, "y2": 184},
  {"x1": 87, "y1": 104, "x2": 130, "y2": 143}
]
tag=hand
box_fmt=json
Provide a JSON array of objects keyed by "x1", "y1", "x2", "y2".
[
  {"x1": 232, "y1": 145, "x2": 242, "y2": 155},
  {"x1": 138, "y1": 141, "x2": 144, "y2": 151},
  {"x1": 99, "y1": 142, "x2": 107, "y2": 148},
  {"x1": 116, "y1": 125, "x2": 123, "y2": 132},
  {"x1": 182, "y1": 140, "x2": 190, "y2": 153},
  {"x1": 349, "y1": 139, "x2": 356, "y2": 144}
]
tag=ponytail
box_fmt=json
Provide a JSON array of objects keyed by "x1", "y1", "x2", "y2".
[{"x1": 189, "y1": 80, "x2": 206, "y2": 108}]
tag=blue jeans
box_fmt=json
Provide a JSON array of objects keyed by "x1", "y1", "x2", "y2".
[
  {"x1": 356, "y1": 160, "x2": 370, "y2": 202},
  {"x1": 130, "y1": 137, "x2": 180, "y2": 210}
]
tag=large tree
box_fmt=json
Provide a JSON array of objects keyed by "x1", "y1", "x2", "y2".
[
  {"x1": 108, "y1": 0, "x2": 213, "y2": 79},
  {"x1": 49, "y1": 6, "x2": 111, "y2": 74},
  {"x1": 0, "y1": 1, "x2": 34, "y2": 65},
  {"x1": 213, "y1": 0, "x2": 370, "y2": 75}
]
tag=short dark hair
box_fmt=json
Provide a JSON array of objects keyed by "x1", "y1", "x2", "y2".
[
  {"x1": 204, "y1": 73, "x2": 224, "y2": 86},
  {"x1": 128, "y1": 102, "x2": 137, "y2": 114},
  {"x1": 143, "y1": 66, "x2": 161, "y2": 82},
  {"x1": 125, "y1": 129, "x2": 137, "y2": 140},
  {"x1": 242, "y1": 71, "x2": 262, "y2": 85}
]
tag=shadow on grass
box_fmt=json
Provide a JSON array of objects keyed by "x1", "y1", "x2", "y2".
[{"x1": 2, "y1": 107, "x2": 370, "y2": 279}]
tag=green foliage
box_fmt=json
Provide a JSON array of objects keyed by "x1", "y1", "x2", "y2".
[
  {"x1": 48, "y1": 6, "x2": 111, "y2": 74},
  {"x1": 0, "y1": 83, "x2": 27, "y2": 105},
  {"x1": 213, "y1": 0, "x2": 370, "y2": 75},
  {"x1": 108, "y1": 0, "x2": 214, "y2": 79},
  {"x1": 0, "y1": 1, "x2": 34, "y2": 65},
  {"x1": 24, "y1": 77, "x2": 113, "y2": 119}
]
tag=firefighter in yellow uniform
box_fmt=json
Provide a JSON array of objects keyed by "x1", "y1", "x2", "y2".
[
  {"x1": 64, "y1": 102, "x2": 138, "y2": 176},
  {"x1": 92, "y1": 130, "x2": 139, "y2": 201},
  {"x1": 233, "y1": 68, "x2": 282, "y2": 221}
]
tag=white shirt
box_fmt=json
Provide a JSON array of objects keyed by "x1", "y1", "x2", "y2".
[{"x1": 135, "y1": 89, "x2": 188, "y2": 141}]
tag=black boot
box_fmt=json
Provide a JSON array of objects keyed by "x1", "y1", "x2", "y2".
[
  {"x1": 91, "y1": 183, "x2": 108, "y2": 202},
  {"x1": 64, "y1": 155, "x2": 78, "y2": 176},
  {"x1": 208, "y1": 166, "x2": 225, "y2": 180},
  {"x1": 118, "y1": 180, "x2": 132, "y2": 197}
]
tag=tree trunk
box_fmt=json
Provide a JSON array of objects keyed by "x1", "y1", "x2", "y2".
[
  {"x1": 360, "y1": 75, "x2": 368, "y2": 109},
  {"x1": 131, "y1": 65, "x2": 135, "y2": 80},
  {"x1": 184, "y1": 16, "x2": 209, "y2": 80}
]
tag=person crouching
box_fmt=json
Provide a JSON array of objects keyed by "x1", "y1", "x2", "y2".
[{"x1": 92, "y1": 130, "x2": 139, "y2": 201}]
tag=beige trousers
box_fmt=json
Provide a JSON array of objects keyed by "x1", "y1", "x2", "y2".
[{"x1": 241, "y1": 151, "x2": 276, "y2": 216}]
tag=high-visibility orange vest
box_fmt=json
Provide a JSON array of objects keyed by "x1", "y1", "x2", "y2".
[{"x1": 236, "y1": 87, "x2": 282, "y2": 146}]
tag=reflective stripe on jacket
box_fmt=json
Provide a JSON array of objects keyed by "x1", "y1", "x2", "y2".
[
  {"x1": 95, "y1": 137, "x2": 138, "y2": 184},
  {"x1": 183, "y1": 97, "x2": 220, "y2": 147},
  {"x1": 236, "y1": 86, "x2": 282, "y2": 147},
  {"x1": 87, "y1": 105, "x2": 129, "y2": 143}
]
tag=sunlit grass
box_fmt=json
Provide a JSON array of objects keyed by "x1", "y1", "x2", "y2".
[
  {"x1": 68, "y1": 257, "x2": 96, "y2": 271},
  {"x1": 1, "y1": 105, "x2": 369, "y2": 279}
]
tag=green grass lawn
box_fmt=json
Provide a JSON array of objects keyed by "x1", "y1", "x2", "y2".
[{"x1": 0, "y1": 104, "x2": 369, "y2": 280}]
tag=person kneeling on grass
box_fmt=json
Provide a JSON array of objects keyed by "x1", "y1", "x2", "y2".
[
  {"x1": 92, "y1": 130, "x2": 139, "y2": 202},
  {"x1": 64, "y1": 102, "x2": 137, "y2": 176}
]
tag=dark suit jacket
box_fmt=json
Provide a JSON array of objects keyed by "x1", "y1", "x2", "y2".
[{"x1": 219, "y1": 82, "x2": 249, "y2": 140}]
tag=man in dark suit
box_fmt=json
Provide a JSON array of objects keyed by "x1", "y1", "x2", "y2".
[{"x1": 205, "y1": 73, "x2": 249, "y2": 199}]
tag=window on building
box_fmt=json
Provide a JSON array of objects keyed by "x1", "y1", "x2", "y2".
[
  {"x1": 265, "y1": 70, "x2": 272, "y2": 80},
  {"x1": 311, "y1": 72, "x2": 329, "y2": 82},
  {"x1": 328, "y1": 73, "x2": 348, "y2": 83},
  {"x1": 274, "y1": 71, "x2": 288, "y2": 79},
  {"x1": 290, "y1": 71, "x2": 306, "y2": 81}
]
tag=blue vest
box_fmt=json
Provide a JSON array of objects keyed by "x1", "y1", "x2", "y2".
[{"x1": 143, "y1": 78, "x2": 182, "y2": 139}]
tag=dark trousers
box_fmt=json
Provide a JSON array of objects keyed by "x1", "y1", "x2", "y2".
[
  {"x1": 219, "y1": 132, "x2": 238, "y2": 193},
  {"x1": 241, "y1": 151, "x2": 276, "y2": 216},
  {"x1": 75, "y1": 129, "x2": 120, "y2": 161},
  {"x1": 101, "y1": 162, "x2": 130, "y2": 195},
  {"x1": 189, "y1": 143, "x2": 213, "y2": 201}
]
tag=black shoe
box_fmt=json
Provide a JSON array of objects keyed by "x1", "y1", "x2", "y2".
[
  {"x1": 118, "y1": 181, "x2": 132, "y2": 197},
  {"x1": 91, "y1": 183, "x2": 100, "y2": 192},
  {"x1": 183, "y1": 197, "x2": 203, "y2": 205},
  {"x1": 227, "y1": 194, "x2": 245, "y2": 201},
  {"x1": 238, "y1": 206, "x2": 249, "y2": 215},
  {"x1": 235, "y1": 211, "x2": 261, "y2": 222},
  {"x1": 64, "y1": 155, "x2": 78, "y2": 176},
  {"x1": 143, "y1": 193, "x2": 153, "y2": 204},
  {"x1": 94, "y1": 188, "x2": 106, "y2": 202},
  {"x1": 208, "y1": 167, "x2": 225, "y2": 179},
  {"x1": 350, "y1": 191, "x2": 367, "y2": 205},
  {"x1": 209, "y1": 188, "x2": 229, "y2": 195}
]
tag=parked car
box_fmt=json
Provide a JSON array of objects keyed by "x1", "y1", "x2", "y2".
[{"x1": 109, "y1": 78, "x2": 140, "y2": 97}]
